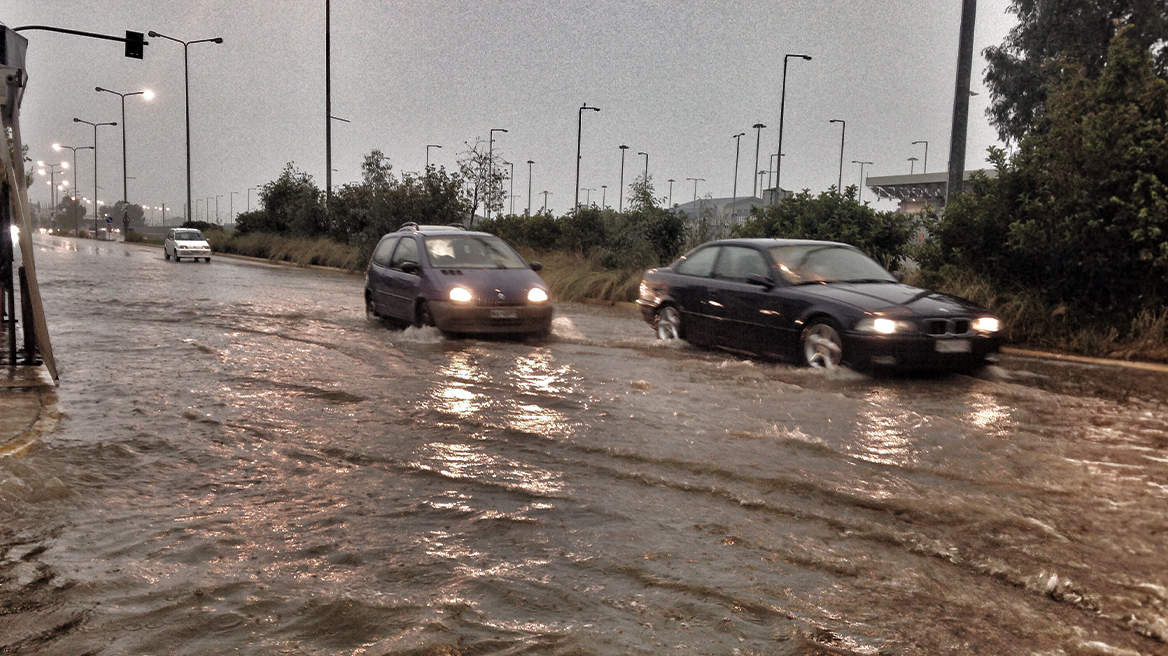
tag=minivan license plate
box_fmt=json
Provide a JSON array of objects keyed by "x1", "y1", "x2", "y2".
[
  {"x1": 490, "y1": 308, "x2": 519, "y2": 319},
  {"x1": 935, "y1": 339, "x2": 971, "y2": 353}
]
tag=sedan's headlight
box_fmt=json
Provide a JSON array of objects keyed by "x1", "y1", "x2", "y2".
[
  {"x1": 855, "y1": 317, "x2": 915, "y2": 334},
  {"x1": 527, "y1": 287, "x2": 549, "y2": 303},
  {"x1": 972, "y1": 316, "x2": 1000, "y2": 333},
  {"x1": 449, "y1": 287, "x2": 473, "y2": 304}
]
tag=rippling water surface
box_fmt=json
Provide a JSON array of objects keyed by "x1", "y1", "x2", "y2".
[{"x1": 2, "y1": 236, "x2": 1167, "y2": 655}]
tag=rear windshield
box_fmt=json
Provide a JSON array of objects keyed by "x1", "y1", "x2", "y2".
[
  {"x1": 424, "y1": 235, "x2": 527, "y2": 269},
  {"x1": 174, "y1": 230, "x2": 204, "y2": 241}
]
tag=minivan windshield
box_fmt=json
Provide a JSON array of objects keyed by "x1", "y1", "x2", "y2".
[
  {"x1": 768, "y1": 245, "x2": 896, "y2": 284},
  {"x1": 424, "y1": 235, "x2": 527, "y2": 269}
]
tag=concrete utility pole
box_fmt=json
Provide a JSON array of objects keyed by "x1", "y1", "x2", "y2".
[{"x1": 947, "y1": 0, "x2": 977, "y2": 204}]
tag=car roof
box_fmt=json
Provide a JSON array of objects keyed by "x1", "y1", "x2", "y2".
[
  {"x1": 696, "y1": 238, "x2": 856, "y2": 249},
  {"x1": 385, "y1": 222, "x2": 493, "y2": 238}
]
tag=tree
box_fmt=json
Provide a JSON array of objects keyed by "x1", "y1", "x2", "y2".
[
  {"x1": 984, "y1": 0, "x2": 1168, "y2": 143},
  {"x1": 237, "y1": 162, "x2": 326, "y2": 236},
  {"x1": 457, "y1": 138, "x2": 507, "y2": 224}
]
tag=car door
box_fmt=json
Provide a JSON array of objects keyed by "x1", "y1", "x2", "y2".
[
  {"x1": 366, "y1": 236, "x2": 398, "y2": 314},
  {"x1": 670, "y1": 245, "x2": 721, "y2": 344},
  {"x1": 382, "y1": 236, "x2": 421, "y2": 321},
  {"x1": 708, "y1": 245, "x2": 777, "y2": 351},
  {"x1": 164, "y1": 229, "x2": 175, "y2": 257}
]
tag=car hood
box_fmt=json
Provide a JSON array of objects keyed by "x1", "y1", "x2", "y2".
[
  {"x1": 175, "y1": 239, "x2": 210, "y2": 246},
  {"x1": 431, "y1": 268, "x2": 547, "y2": 302},
  {"x1": 801, "y1": 282, "x2": 989, "y2": 315}
]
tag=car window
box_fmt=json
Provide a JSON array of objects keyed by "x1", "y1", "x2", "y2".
[
  {"x1": 174, "y1": 230, "x2": 204, "y2": 241},
  {"x1": 166, "y1": 230, "x2": 175, "y2": 240},
  {"x1": 390, "y1": 236, "x2": 419, "y2": 270},
  {"x1": 674, "y1": 246, "x2": 719, "y2": 277},
  {"x1": 423, "y1": 235, "x2": 527, "y2": 269},
  {"x1": 768, "y1": 245, "x2": 895, "y2": 284},
  {"x1": 370, "y1": 237, "x2": 397, "y2": 268},
  {"x1": 712, "y1": 246, "x2": 771, "y2": 282}
]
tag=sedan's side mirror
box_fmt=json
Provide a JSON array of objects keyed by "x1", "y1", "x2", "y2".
[
  {"x1": 400, "y1": 261, "x2": 419, "y2": 275},
  {"x1": 530, "y1": 261, "x2": 543, "y2": 272},
  {"x1": 745, "y1": 273, "x2": 774, "y2": 289}
]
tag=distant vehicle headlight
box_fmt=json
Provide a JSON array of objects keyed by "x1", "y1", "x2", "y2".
[
  {"x1": 449, "y1": 287, "x2": 473, "y2": 304},
  {"x1": 855, "y1": 317, "x2": 914, "y2": 334},
  {"x1": 527, "y1": 287, "x2": 548, "y2": 303},
  {"x1": 972, "y1": 316, "x2": 1000, "y2": 333}
]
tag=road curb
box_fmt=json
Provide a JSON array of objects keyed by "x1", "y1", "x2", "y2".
[
  {"x1": 1002, "y1": 346, "x2": 1168, "y2": 373},
  {"x1": 0, "y1": 364, "x2": 60, "y2": 458}
]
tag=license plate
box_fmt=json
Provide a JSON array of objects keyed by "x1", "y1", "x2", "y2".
[
  {"x1": 489, "y1": 308, "x2": 519, "y2": 319},
  {"x1": 935, "y1": 339, "x2": 971, "y2": 353}
]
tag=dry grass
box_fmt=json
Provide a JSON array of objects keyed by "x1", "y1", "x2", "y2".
[
  {"x1": 526, "y1": 251, "x2": 644, "y2": 303},
  {"x1": 206, "y1": 231, "x2": 365, "y2": 272}
]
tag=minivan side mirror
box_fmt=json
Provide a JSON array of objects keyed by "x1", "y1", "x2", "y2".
[{"x1": 530, "y1": 261, "x2": 543, "y2": 272}]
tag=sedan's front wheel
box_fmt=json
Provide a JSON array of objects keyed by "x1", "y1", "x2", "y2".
[
  {"x1": 655, "y1": 305, "x2": 682, "y2": 340},
  {"x1": 801, "y1": 320, "x2": 843, "y2": 369}
]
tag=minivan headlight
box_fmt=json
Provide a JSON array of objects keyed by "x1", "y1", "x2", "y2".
[
  {"x1": 527, "y1": 288, "x2": 548, "y2": 303},
  {"x1": 449, "y1": 287, "x2": 473, "y2": 304}
]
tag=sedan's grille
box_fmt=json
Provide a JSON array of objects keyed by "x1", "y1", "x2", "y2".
[
  {"x1": 923, "y1": 318, "x2": 972, "y2": 336},
  {"x1": 475, "y1": 299, "x2": 526, "y2": 307}
]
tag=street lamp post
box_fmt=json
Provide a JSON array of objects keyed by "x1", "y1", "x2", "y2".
[
  {"x1": 574, "y1": 103, "x2": 600, "y2": 212},
  {"x1": 215, "y1": 194, "x2": 223, "y2": 224},
  {"x1": 426, "y1": 144, "x2": 441, "y2": 170},
  {"x1": 667, "y1": 178, "x2": 675, "y2": 207},
  {"x1": 687, "y1": 177, "x2": 704, "y2": 204},
  {"x1": 541, "y1": 190, "x2": 551, "y2": 212},
  {"x1": 148, "y1": 30, "x2": 224, "y2": 224},
  {"x1": 506, "y1": 160, "x2": 515, "y2": 215},
  {"x1": 912, "y1": 140, "x2": 929, "y2": 173},
  {"x1": 582, "y1": 188, "x2": 594, "y2": 206},
  {"x1": 637, "y1": 151, "x2": 648, "y2": 184},
  {"x1": 248, "y1": 186, "x2": 258, "y2": 212},
  {"x1": 601, "y1": 184, "x2": 608, "y2": 209},
  {"x1": 53, "y1": 144, "x2": 92, "y2": 207},
  {"x1": 751, "y1": 123, "x2": 766, "y2": 197},
  {"x1": 95, "y1": 86, "x2": 154, "y2": 220},
  {"x1": 908, "y1": 156, "x2": 919, "y2": 174},
  {"x1": 36, "y1": 161, "x2": 67, "y2": 209},
  {"x1": 851, "y1": 160, "x2": 873, "y2": 202},
  {"x1": 229, "y1": 191, "x2": 238, "y2": 224},
  {"x1": 488, "y1": 128, "x2": 507, "y2": 219},
  {"x1": 829, "y1": 119, "x2": 845, "y2": 192},
  {"x1": 526, "y1": 160, "x2": 534, "y2": 215},
  {"x1": 776, "y1": 53, "x2": 812, "y2": 201},
  {"x1": 731, "y1": 132, "x2": 745, "y2": 222},
  {"x1": 618, "y1": 144, "x2": 629, "y2": 212},
  {"x1": 73, "y1": 117, "x2": 117, "y2": 234}
]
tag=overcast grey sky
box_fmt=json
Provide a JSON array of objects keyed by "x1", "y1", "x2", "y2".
[{"x1": 9, "y1": 1, "x2": 1016, "y2": 221}]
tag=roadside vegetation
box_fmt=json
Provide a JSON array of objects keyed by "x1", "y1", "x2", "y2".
[{"x1": 117, "y1": 7, "x2": 1167, "y2": 362}]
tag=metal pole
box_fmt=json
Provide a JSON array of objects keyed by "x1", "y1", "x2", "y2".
[
  {"x1": 731, "y1": 133, "x2": 744, "y2": 222},
  {"x1": 776, "y1": 54, "x2": 811, "y2": 201},
  {"x1": 489, "y1": 128, "x2": 507, "y2": 219},
  {"x1": 325, "y1": 0, "x2": 332, "y2": 212},
  {"x1": 912, "y1": 140, "x2": 929, "y2": 173},
  {"x1": 574, "y1": 104, "x2": 599, "y2": 213},
  {"x1": 829, "y1": 119, "x2": 845, "y2": 192},
  {"x1": 751, "y1": 123, "x2": 765, "y2": 197},
  {"x1": 508, "y1": 161, "x2": 514, "y2": 215},
  {"x1": 947, "y1": 0, "x2": 977, "y2": 204},
  {"x1": 667, "y1": 179, "x2": 674, "y2": 207},
  {"x1": 618, "y1": 145, "x2": 628, "y2": 212},
  {"x1": 526, "y1": 160, "x2": 534, "y2": 215}
]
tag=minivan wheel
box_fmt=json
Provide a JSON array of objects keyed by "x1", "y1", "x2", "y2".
[{"x1": 415, "y1": 301, "x2": 435, "y2": 328}]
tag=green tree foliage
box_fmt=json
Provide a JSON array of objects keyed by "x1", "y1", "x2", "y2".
[
  {"x1": 457, "y1": 138, "x2": 507, "y2": 224},
  {"x1": 55, "y1": 195, "x2": 86, "y2": 232},
  {"x1": 732, "y1": 187, "x2": 915, "y2": 269},
  {"x1": 237, "y1": 162, "x2": 326, "y2": 236},
  {"x1": 984, "y1": 0, "x2": 1168, "y2": 143},
  {"x1": 935, "y1": 28, "x2": 1168, "y2": 317}
]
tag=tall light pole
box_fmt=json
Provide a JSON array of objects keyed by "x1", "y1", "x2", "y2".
[
  {"x1": 73, "y1": 117, "x2": 117, "y2": 234},
  {"x1": 36, "y1": 161, "x2": 67, "y2": 209},
  {"x1": 229, "y1": 191, "x2": 238, "y2": 224},
  {"x1": 149, "y1": 30, "x2": 223, "y2": 222},
  {"x1": 667, "y1": 178, "x2": 675, "y2": 207},
  {"x1": 426, "y1": 144, "x2": 441, "y2": 170},
  {"x1": 526, "y1": 160, "x2": 534, "y2": 215},
  {"x1": 618, "y1": 144, "x2": 629, "y2": 212},
  {"x1": 488, "y1": 128, "x2": 507, "y2": 219},
  {"x1": 53, "y1": 143, "x2": 92, "y2": 209},
  {"x1": 248, "y1": 186, "x2": 258, "y2": 212},
  {"x1": 912, "y1": 140, "x2": 929, "y2": 173},
  {"x1": 908, "y1": 156, "x2": 919, "y2": 174},
  {"x1": 637, "y1": 151, "x2": 648, "y2": 184},
  {"x1": 506, "y1": 160, "x2": 515, "y2": 215},
  {"x1": 541, "y1": 190, "x2": 551, "y2": 212},
  {"x1": 601, "y1": 184, "x2": 608, "y2": 209},
  {"x1": 574, "y1": 103, "x2": 600, "y2": 212},
  {"x1": 215, "y1": 194, "x2": 223, "y2": 223},
  {"x1": 948, "y1": 0, "x2": 977, "y2": 203},
  {"x1": 751, "y1": 123, "x2": 766, "y2": 197},
  {"x1": 829, "y1": 119, "x2": 845, "y2": 192},
  {"x1": 776, "y1": 53, "x2": 812, "y2": 201},
  {"x1": 731, "y1": 132, "x2": 745, "y2": 222},
  {"x1": 851, "y1": 160, "x2": 873, "y2": 203},
  {"x1": 95, "y1": 86, "x2": 154, "y2": 219},
  {"x1": 582, "y1": 187, "x2": 594, "y2": 206},
  {"x1": 687, "y1": 177, "x2": 704, "y2": 204}
]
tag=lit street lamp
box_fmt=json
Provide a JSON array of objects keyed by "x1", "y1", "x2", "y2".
[
  {"x1": 36, "y1": 161, "x2": 68, "y2": 209},
  {"x1": 574, "y1": 103, "x2": 600, "y2": 212},
  {"x1": 53, "y1": 143, "x2": 93, "y2": 205},
  {"x1": 829, "y1": 119, "x2": 845, "y2": 192},
  {"x1": 73, "y1": 117, "x2": 117, "y2": 234},
  {"x1": 95, "y1": 85, "x2": 154, "y2": 219},
  {"x1": 148, "y1": 30, "x2": 224, "y2": 223},
  {"x1": 776, "y1": 53, "x2": 812, "y2": 200}
]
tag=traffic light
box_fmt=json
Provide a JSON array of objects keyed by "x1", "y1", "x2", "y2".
[{"x1": 124, "y1": 30, "x2": 144, "y2": 59}]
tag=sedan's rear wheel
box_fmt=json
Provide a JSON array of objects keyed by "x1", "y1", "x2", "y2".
[
  {"x1": 802, "y1": 320, "x2": 843, "y2": 369},
  {"x1": 655, "y1": 305, "x2": 681, "y2": 340}
]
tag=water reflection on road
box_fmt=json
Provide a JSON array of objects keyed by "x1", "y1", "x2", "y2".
[{"x1": 1, "y1": 236, "x2": 1166, "y2": 655}]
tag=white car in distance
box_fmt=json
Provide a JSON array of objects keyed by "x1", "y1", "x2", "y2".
[{"x1": 164, "y1": 228, "x2": 212, "y2": 262}]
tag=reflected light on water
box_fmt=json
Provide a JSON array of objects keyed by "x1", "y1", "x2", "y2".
[
  {"x1": 851, "y1": 389, "x2": 924, "y2": 468},
  {"x1": 964, "y1": 392, "x2": 1013, "y2": 434},
  {"x1": 416, "y1": 441, "x2": 565, "y2": 496}
]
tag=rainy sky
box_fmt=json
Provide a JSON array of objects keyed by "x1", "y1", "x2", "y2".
[{"x1": 8, "y1": 1, "x2": 1017, "y2": 220}]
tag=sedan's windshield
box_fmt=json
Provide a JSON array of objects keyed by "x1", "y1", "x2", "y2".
[
  {"x1": 174, "y1": 230, "x2": 205, "y2": 241},
  {"x1": 424, "y1": 235, "x2": 528, "y2": 269},
  {"x1": 768, "y1": 245, "x2": 896, "y2": 284}
]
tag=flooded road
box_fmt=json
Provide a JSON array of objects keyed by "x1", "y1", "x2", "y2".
[{"x1": 3, "y1": 235, "x2": 1167, "y2": 655}]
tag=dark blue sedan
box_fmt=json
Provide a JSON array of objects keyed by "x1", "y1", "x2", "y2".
[
  {"x1": 637, "y1": 238, "x2": 1002, "y2": 371},
  {"x1": 364, "y1": 223, "x2": 553, "y2": 336}
]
